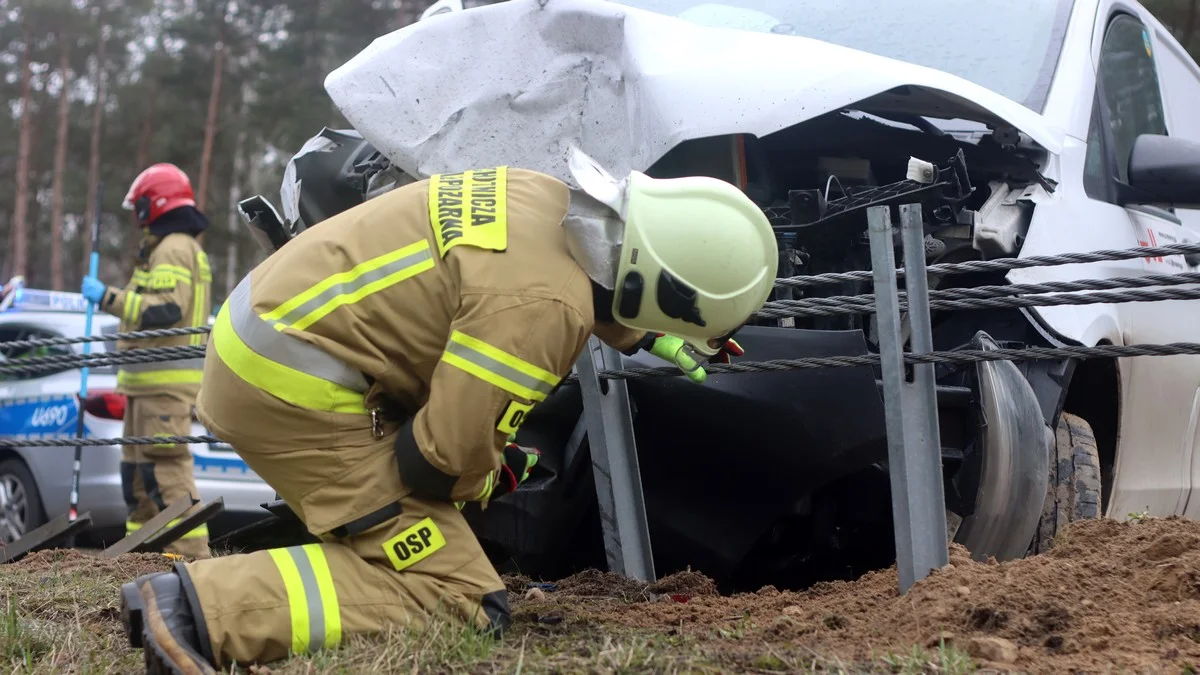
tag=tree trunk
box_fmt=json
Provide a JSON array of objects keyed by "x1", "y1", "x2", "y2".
[
  {"x1": 50, "y1": 42, "x2": 72, "y2": 290},
  {"x1": 84, "y1": 24, "x2": 109, "y2": 269},
  {"x1": 136, "y1": 83, "x2": 159, "y2": 169},
  {"x1": 11, "y1": 25, "x2": 34, "y2": 279},
  {"x1": 196, "y1": 41, "x2": 225, "y2": 212},
  {"x1": 224, "y1": 85, "x2": 250, "y2": 299}
]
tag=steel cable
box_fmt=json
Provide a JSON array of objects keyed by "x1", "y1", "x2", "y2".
[
  {"x1": 757, "y1": 275, "x2": 1200, "y2": 319},
  {"x1": 773, "y1": 241, "x2": 1200, "y2": 289},
  {"x1": 0, "y1": 345, "x2": 207, "y2": 376},
  {"x1": 7, "y1": 341, "x2": 1200, "y2": 448},
  {"x1": 0, "y1": 326, "x2": 210, "y2": 350}
]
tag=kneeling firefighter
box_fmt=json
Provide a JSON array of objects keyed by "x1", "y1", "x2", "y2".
[
  {"x1": 81, "y1": 163, "x2": 214, "y2": 560},
  {"x1": 117, "y1": 146, "x2": 778, "y2": 673}
]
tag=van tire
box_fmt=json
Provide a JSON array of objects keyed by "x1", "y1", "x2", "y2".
[
  {"x1": 0, "y1": 458, "x2": 47, "y2": 543},
  {"x1": 1032, "y1": 412, "x2": 1102, "y2": 554}
]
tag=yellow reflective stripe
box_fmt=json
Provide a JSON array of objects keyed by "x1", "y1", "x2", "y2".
[
  {"x1": 152, "y1": 264, "x2": 192, "y2": 279},
  {"x1": 269, "y1": 545, "x2": 341, "y2": 655},
  {"x1": 212, "y1": 302, "x2": 367, "y2": 414},
  {"x1": 442, "y1": 331, "x2": 560, "y2": 402},
  {"x1": 269, "y1": 547, "x2": 311, "y2": 655},
  {"x1": 117, "y1": 369, "x2": 204, "y2": 386},
  {"x1": 179, "y1": 523, "x2": 209, "y2": 540},
  {"x1": 262, "y1": 240, "x2": 435, "y2": 331},
  {"x1": 475, "y1": 471, "x2": 496, "y2": 500},
  {"x1": 123, "y1": 292, "x2": 143, "y2": 323},
  {"x1": 191, "y1": 251, "x2": 207, "y2": 346},
  {"x1": 152, "y1": 433, "x2": 176, "y2": 449},
  {"x1": 303, "y1": 545, "x2": 342, "y2": 649},
  {"x1": 197, "y1": 251, "x2": 212, "y2": 283},
  {"x1": 131, "y1": 270, "x2": 150, "y2": 285},
  {"x1": 126, "y1": 520, "x2": 209, "y2": 539}
]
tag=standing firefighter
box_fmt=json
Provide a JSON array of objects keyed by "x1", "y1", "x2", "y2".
[
  {"x1": 117, "y1": 147, "x2": 777, "y2": 674},
  {"x1": 80, "y1": 163, "x2": 214, "y2": 560}
]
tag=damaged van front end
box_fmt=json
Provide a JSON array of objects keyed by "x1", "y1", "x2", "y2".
[{"x1": 247, "y1": 0, "x2": 1074, "y2": 587}]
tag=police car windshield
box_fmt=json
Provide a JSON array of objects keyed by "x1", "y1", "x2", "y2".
[{"x1": 607, "y1": 0, "x2": 1075, "y2": 112}]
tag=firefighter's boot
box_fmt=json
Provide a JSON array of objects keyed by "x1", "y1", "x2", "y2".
[
  {"x1": 119, "y1": 571, "x2": 164, "y2": 649},
  {"x1": 120, "y1": 567, "x2": 216, "y2": 675}
]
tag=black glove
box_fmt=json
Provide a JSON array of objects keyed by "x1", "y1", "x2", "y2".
[{"x1": 489, "y1": 443, "x2": 541, "y2": 500}]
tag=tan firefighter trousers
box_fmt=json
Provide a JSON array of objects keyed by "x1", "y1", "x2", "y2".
[
  {"x1": 122, "y1": 395, "x2": 210, "y2": 559},
  {"x1": 185, "y1": 351, "x2": 509, "y2": 668}
]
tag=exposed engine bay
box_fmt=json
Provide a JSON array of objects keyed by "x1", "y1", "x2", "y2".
[
  {"x1": 649, "y1": 107, "x2": 1056, "y2": 332},
  {"x1": 232, "y1": 104, "x2": 1062, "y2": 592}
]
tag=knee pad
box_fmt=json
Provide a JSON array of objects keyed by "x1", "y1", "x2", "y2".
[
  {"x1": 138, "y1": 462, "x2": 167, "y2": 510},
  {"x1": 173, "y1": 562, "x2": 216, "y2": 666},
  {"x1": 480, "y1": 590, "x2": 512, "y2": 639},
  {"x1": 120, "y1": 462, "x2": 138, "y2": 512}
]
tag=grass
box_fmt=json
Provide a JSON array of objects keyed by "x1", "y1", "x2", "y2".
[
  {"x1": 0, "y1": 553, "x2": 977, "y2": 674},
  {"x1": 880, "y1": 641, "x2": 975, "y2": 675}
]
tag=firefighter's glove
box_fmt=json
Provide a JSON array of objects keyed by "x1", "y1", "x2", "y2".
[
  {"x1": 645, "y1": 333, "x2": 712, "y2": 384},
  {"x1": 489, "y1": 443, "x2": 541, "y2": 501},
  {"x1": 646, "y1": 334, "x2": 746, "y2": 383},
  {"x1": 81, "y1": 276, "x2": 107, "y2": 304}
]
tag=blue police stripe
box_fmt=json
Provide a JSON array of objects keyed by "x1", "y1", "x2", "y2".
[
  {"x1": 0, "y1": 394, "x2": 89, "y2": 439},
  {"x1": 194, "y1": 452, "x2": 251, "y2": 474}
]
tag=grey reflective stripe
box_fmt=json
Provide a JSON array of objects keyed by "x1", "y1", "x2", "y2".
[
  {"x1": 285, "y1": 546, "x2": 328, "y2": 651},
  {"x1": 118, "y1": 359, "x2": 205, "y2": 373},
  {"x1": 444, "y1": 340, "x2": 558, "y2": 398},
  {"x1": 268, "y1": 247, "x2": 434, "y2": 328},
  {"x1": 228, "y1": 276, "x2": 368, "y2": 393}
]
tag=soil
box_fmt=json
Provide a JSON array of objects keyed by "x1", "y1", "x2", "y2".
[
  {"x1": 509, "y1": 516, "x2": 1200, "y2": 673},
  {"x1": 7, "y1": 516, "x2": 1200, "y2": 673}
]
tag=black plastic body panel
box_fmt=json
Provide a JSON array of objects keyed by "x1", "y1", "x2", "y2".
[{"x1": 467, "y1": 325, "x2": 889, "y2": 581}]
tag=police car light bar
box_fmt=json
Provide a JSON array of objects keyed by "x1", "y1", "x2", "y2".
[{"x1": 0, "y1": 276, "x2": 91, "y2": 314}]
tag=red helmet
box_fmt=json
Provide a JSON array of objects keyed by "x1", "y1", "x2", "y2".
[{"x1": 122, "y1": 163, "x2": 196, "y2": 226}]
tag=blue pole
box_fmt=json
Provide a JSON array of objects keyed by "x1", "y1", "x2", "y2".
[{"x1": 68, "y1": 181, "x2": 103, "y2": 526}]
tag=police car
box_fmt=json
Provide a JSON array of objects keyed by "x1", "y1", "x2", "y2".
[{"x1": 0, "y1": 277, "x2": 274, "y2": 545}]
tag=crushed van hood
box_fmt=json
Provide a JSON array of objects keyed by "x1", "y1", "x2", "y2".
[{"x1": 325, "y1": 0, "x2": 1062, "y2": 184}]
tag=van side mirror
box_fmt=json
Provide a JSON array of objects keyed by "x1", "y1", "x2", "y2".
[{"x1": 1120, "y1": 134, "x2": 1200, "y2": 208}]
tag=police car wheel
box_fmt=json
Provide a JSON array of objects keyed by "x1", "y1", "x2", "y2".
[{"x1": 0, "y1": 459, "x2": 46, "y2": 544}]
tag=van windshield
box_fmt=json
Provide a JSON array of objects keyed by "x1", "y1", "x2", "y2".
[{"x1": 607, "y1": 0, "x2": 1076, "y2": 112}]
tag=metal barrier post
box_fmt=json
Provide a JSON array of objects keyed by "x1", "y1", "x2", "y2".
[
  {"x1": 867, "y1": 204, "x2": 950, "y2": 594},
  {"x1": 574, "y1": 336, "x2": 656, "y2": 582}
]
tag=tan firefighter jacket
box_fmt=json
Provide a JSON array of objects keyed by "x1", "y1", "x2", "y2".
[
  {"x1": 212, "y1": 166, "x2": 645, "y2": 504},
  {"x1": 100, "y1": 232, "x2": 212, "y2": 400}
]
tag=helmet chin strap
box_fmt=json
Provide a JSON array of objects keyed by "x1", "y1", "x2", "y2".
[{"x1": 562, "y1": 145, "x2": 629, "y2": 291}]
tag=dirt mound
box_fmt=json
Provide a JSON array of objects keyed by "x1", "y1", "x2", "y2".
[
  {"x1": 514, "y1": 517, "x2": 1200, "y2": 672},
  {"x1": 555, "y1": 568, "x2": 649, "y2": 600},
  {"x1": 647, "y1": 569, "x2": 719, "y2": 598}
]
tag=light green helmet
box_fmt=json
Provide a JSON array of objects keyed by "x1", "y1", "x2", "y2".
[{"x1": 566, "y1": 146, "x2": 779, "y2": 358}]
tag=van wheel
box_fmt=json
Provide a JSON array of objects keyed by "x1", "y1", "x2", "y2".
[
  {"x1": 0, "y1": 459, "x2": 47, "y2": 544},
  {"x1": 1032, "y1": 413, "x2": 1102, "y2": 554}
]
